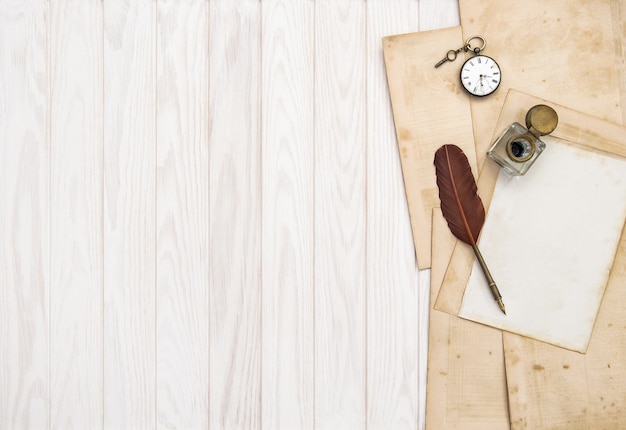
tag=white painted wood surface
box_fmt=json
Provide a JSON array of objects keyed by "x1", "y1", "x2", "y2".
[
  {"x1": 0, "y1": 1, "x2": 459, "y2": 428},
  {"x1": 0, "y1": 2, "x2": 49, "y2": 428},
  {"x1": 314, "y1": 2, "x2": 367, "y2": 428},
  {"x1": 366, "y1": 3, "x2": 419, "y2": 429},
  {"x1": 208, "y1": 1, "x2": 261, "y2": 429},
  {"x1": 49, "y1": 0, "x2": 103, "y2": 427},
  {"x1": 156, "y1": 1, "x2": 210, "y2": 428},
  {"x1": 103, "y1": 0, "x2": 155, "y2": 428},
  {"x1": 261, "y1": 1, "x2": 314, "y2": 429}
]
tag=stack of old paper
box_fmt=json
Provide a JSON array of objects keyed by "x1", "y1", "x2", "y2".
[{"x1": 383, "y1": 0, "x2": 626, "y2": 428}]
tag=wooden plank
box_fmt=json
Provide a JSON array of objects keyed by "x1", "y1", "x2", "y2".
[
  {"x1": 49, "y1": 0, "x2": 103, "y2": 427},
  {"x1": 418, "y1": 0, "x2": 459, "y2": 31},
  {"x1": 103, "y1": 0, "x2": 155, "y2": 428},
  {"x1": 260, "y1": 1, "x2": 314, "y2": 429},
  {"x1": 415, "y1": 4, "x2": 462, "y2": 428},
  {"x1": 208, "y1": 1, "x2": 262, "y2": 428},
  {"x1": 0, "y1": 1, "x2": 49, "y2": 428},
  {"x1": 155, "y1": 1, "x2": 209, "y2": 428},
  {"x1": 314, "y1": 1, "x2": 367, "y2": 428},
  {"x1": 415, "y1": 4, "x2": 460, "y2": 429},
  {"x1": 365, "y1": 2, "x2": 421, "y2": 429}
]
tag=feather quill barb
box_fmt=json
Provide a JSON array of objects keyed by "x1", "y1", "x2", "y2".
[{"x1": 433, "y1": 145, "x2": 506, "y2": 315}]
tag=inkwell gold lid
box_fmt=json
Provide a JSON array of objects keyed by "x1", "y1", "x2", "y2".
[
  {"x1": 525, "y1": 104, "x2": 558, "y2": 138},
  {"x1": 506, "y1": 104, "x2": 558, "y2": 163}
]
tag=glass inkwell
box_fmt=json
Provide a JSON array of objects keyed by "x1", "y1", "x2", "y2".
[{"x1": 486, "y1": 104, "x2": 558, "y2": 176}]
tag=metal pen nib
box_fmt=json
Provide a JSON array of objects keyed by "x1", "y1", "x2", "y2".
[{"x1": 497, "y1": 297, "x2": 506, "y2": 315}]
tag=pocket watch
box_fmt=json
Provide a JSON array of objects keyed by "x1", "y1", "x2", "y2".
[{"x1": 435, "y1": 36, "x2": 501, "y2": 97}]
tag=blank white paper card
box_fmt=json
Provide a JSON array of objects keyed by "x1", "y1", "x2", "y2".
[{"x1": 459, "y1": 136, "x2": 626, "y2": 352}]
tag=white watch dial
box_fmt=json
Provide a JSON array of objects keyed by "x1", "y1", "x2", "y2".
[{"x1": 460, "y1": 55, "x2": 501, "y2": 97}]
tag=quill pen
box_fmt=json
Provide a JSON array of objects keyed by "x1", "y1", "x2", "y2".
[{"x1": 433, "y1": 144, "x2": 506, "y2": 315}]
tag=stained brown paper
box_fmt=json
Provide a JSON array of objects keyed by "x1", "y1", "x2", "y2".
[
  {"x1": 458, "y1": 0, "x2": 626, "y2": 166},
  {"x1": 439, "y1": 90, "x2": 626, "y2": 428},
  {"x1": 504, "y1": 228, "x2": 626, "y2": 428},
  {"x1": 382, "y1": 27, "x2": 478, "y2": 269},
  {"x1": 426, "y1": 209, "x2": 509, "y2": 429},
  {"x1": 436, "y1": 90, "x2": 626, "y2": 318},
  {"x1": 383, "y1": 0, "x2": 626, "y2": 427},
  {"x1": 453, "y1": 1, "x2": 626, "y2": 424}
]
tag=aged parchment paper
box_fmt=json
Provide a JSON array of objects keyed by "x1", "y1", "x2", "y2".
[
  {"x1": 504, "y1": 230, "x2": 626, "y2": 429},
  {"x1": 384, "y1": 0, "x2": 626, "y2": 426},
  {"x1": 426, "y1": 209, "x2": 509, "y2": 429},
  {"x1": 438, "y1": 90, "x2": 626, "y2": 428},
  {"x1": 382, "y1": 27, "x2": 477, "y2": 269},
  {"x1": 458, "y1": 138, "x2": 626, "y2": 352}
]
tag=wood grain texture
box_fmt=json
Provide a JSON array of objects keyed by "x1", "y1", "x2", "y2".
[
  {"x1": 418, "y1": 0, "x2": 459, "y2": 31},
  {"x1": 49, "y1": 0, "x2": 103, "y2": 427},
  {"x1": 412, "y1": 6, "x2": 460, "y2": 429},
  {"x1": 103, "y1": 0, "x2": 155, "y2": 428},
  {"x1": 155, "y1": 1, "x2": 209, "y2": 428},
  {"x1": 261, "y1": 1, "x2": 314, "y2": 429},
  {"x1": 0, "y1": 1, "x2": 465, "y2": 428},
  {"x1": 0, "y1": 1, "x2": 49, "y2": 428},
  {"x1": 365, "y1": 2, "x2": 421, "y2": 430},
  {"x1": 427, "y1": 209, "x2": 509, "y2": 430},
  {"x1": 314, "y1": 1, "x2": 367, "y2": 429},
  {"x1": 416, "y1": 273, "x2": 431, "y2": 430},
  {"x1": 208, "y1": 1, "x2": 262, "y2": 429}
]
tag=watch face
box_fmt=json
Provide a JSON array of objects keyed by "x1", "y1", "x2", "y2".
[{"x1": 460, "y1": 55, "x2": 501, "y2": 97}]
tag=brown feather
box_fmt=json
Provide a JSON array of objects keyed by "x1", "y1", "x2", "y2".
[{"x1": 433, "y1": 144, "x2": 485, "y2": 246}]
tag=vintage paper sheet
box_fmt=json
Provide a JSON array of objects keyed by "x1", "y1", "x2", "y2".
[
  {"x1": 426, "y1": 209, "x2": 509, "y2": 430},
  {"x1": 436, "y1": 90, "x2": 626, "y2": 427},
  {"x1": 437, "y1": 0, "x2": 626, "y2": 321},
  {"x1": 504, "y1": 229, "x2": 626, "y2": 429},
  {"x1": 458, "y1": 0, "x2": 626, "y2": 166},
  {"x1": 382, "y1": 26, "x2": 478, "y2": 269},
  {"x1": 457, "y1": 137, "x2": 626, "y2": 352},
  {"x1": 456, "y1": 1, "x2": 626, "y2": 426},
  {"x1": 384, "y1": 0, "x2": 626, "y2": 269},
  {"x1": 435, "y1": 91, "x2": 626, "y2": 317},
  {"x1": 384, "y1": 0, "x2": 626, "y2": 426}
]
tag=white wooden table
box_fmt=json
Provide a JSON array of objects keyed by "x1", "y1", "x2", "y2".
[{"x1": 0, "y1": 1, "x2": 459, "y2": 428}]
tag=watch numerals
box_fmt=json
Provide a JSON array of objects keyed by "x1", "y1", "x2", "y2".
[{"x1": 459, "y1": 55, "x2": 501, "y2": 96}]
